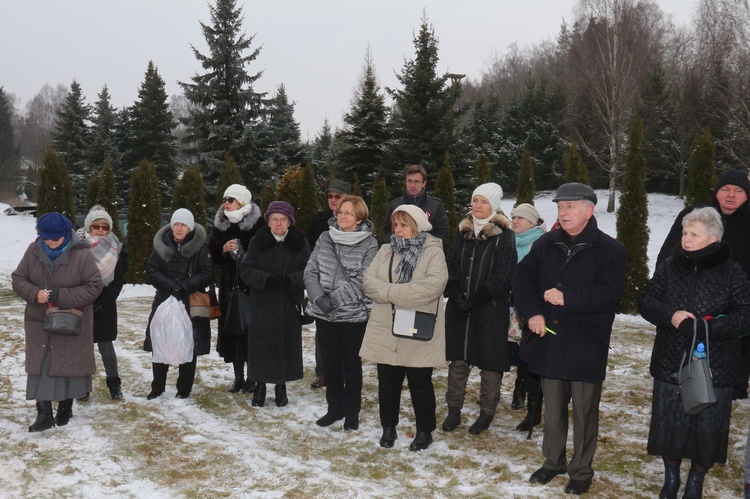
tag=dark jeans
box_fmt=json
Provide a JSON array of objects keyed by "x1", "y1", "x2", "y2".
[
  {"x1": 317, "y1": 319, "x2": 366, "y2": 417},
  {"x1": 152, "y1": 355, "x2": 198, "y2": 396},
  {"x1": 377, "y1": 363, "x2": 436, "y2": 433}
]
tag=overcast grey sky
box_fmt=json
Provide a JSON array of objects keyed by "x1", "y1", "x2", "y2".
[{"x1": 1, "y1": 0, "x2": 696, "y2": 138}]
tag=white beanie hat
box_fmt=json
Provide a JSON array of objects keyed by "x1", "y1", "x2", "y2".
[
  {"x1": 84, "y1": 205, "x2": 113, "y2": 232},
  {"x1": 223, "y1": 184, "x2": 252, "y2": 206},
  {"x1": 393, "y1": 205, "x2": 433, "y2": 233},
  {"x1": 472, "y1": 183, "x2": 503, "y2": 213},
  {"x1": 511, "y1": 203, "x2": 540, "y2": 226},
  {"x1": 171, "y1": 208, "x2": 195, "y2": 231}
]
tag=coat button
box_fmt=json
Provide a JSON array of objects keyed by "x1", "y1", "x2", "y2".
[
  {"x1": 556, "y1": 283, "x2": 562, "y2": 288},
  {"x1": 553, "y1": 320, "x2": 559, "y2": 324}
]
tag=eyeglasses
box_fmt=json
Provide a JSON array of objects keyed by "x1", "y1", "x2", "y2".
[
  {"x1": 406, "y1": 179, "x2": 424, "y2": 185},
  {"x1": 269, "y1": 216, "x2": 288, "y2": 224},
  {"x1": 90, "y1": 224, "x2": 110, "y2": 231},
  {"x1": 328, "y1": 193, "x2": 343, "y2": 200},
  {"x1": 222, "y1": 197, "x2": 237, "y2": 204}
]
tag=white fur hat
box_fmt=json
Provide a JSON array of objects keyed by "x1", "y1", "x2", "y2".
[
  {"x1": 84, "y1": 205, "x2": 113, "y2": 232},
  {"x1": 223, "y1": 184, "x2": 252, "y2": 206},
  {"x1": 171, "y1": 208, "x2": 195, "y2": 231},
  {"x1": 393, "y1": 204, "x2": 433, "y2": 233},
  {"x1": 472, "y1": 183, "x2": 503, "y2": 213}
]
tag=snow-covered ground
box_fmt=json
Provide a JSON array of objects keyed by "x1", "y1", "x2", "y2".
[{"x1": 0, "y1": 191, "x2": 746, "y2": 498}]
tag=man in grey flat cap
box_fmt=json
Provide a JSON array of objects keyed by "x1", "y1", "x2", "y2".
[{"x1": 511, "y1": 182, "x2": 627, "y2": 495}]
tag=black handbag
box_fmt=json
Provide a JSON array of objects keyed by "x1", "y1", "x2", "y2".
[
  {"x1": 388, "y1": 252, "x2": 438, "y2": 341},
  {"x1": 44, "y1": 303, "x2": 83, "y2": 336},
  {"x1": 677, "y1": 318, "x2": 717, "y2": 415}
]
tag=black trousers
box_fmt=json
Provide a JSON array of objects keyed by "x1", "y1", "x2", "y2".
[
  {"x1": 152, "y1": 355, "x2": 198, "y2": 396},
  {"x1": 317, "y1": 319, "x2": 366, "y2": 417},
  {"x1": 377, "y1": 363, "x2": 436, "y2": 433}
]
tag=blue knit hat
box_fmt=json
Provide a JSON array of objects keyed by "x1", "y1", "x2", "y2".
[{"x1": 37, "y1": 212, "x2": 73, "y2": 239}]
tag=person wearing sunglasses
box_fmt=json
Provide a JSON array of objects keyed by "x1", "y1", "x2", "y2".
[
  {"x1": 306, "y1": 179, "x2": 351, "y2": 389},
  {"x1": 209, "y1": 184, "x2": 264, "y2": 394}
]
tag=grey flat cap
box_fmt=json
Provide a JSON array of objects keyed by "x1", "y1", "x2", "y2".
[
  {"x1": 552, "y1": 182, "x2": 597, "y2": 205},
  {"x1": 327, "y1": 179, "x2": 351, "y2": 195}
]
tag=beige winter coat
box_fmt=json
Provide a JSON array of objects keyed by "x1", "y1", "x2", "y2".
[{"x1": 359, "y1": 234, "x2": 448, "y2": 368}]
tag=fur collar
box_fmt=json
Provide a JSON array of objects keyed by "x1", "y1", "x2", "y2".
[
  {"x1": 213, "y1": 203, "x2": 262, "y2": 232},
  {"x1": 458, "y1": 210, "x2": 511, "y2": 240},
  {"x1": 152, "y1": 223, "x2": 207, "y2": 262},
  {"x1": 255, "y1": 225, "x2": 307, "y2": 252},
  {"x1": 673, "y1": 241, "x2": 732, "y2": 270}
]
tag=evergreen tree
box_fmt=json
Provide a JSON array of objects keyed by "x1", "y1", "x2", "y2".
[
  {"x1": 260, "y1": 84, "x2": 304, "y2": 177},
  {"x1": 98, "y1": 160, "x2": 121, "y2": 237},
  {"x1": 88, "y1": 85, "x2": 120, "y2": 177},
  {"x1": 217, "y1": 153, "x2": 245, "y2": 205},
  {"x1": 476, "y1": 153, "x2": 490, "y2": 185},
  {"x1": 433, "y1": 152, "x2": 458, "y2": 251},
  {"x1": 275, "y1": 165, "x2": 304, "y2": 225},
  {"x1": 338, "y1": 47, "x2": 390, "y2": 197},
  {"x1": 180, "y1": 0, "x2": 266, "y2": 195},
  {"x1": 515, "y1": 149, "x2": 536, "y2": 206},
  {"x1": 126, "y1": 159, "x2": 161, "y2": 283},
  {"x1": 351, "y1": 173, "x2": 363, "y2": 197},
  {"x1": 388, "y1": 14, "x2": 460, "y2": 173},
  {"x1": 36, "y1": 147, "x2": 76, "y2": 222},
  {"x1": 616, "y1": 116, "x2": 650, "y2": 315},
  {"x1": 296, "y1": 162, "x2": 320, "y2": 233},
  {"x1": 0, "y1": 87, "x2": 19, "y2": 192},
  {"x1": 564, "y1": 140, "x2": 590, "y2": 184},
  {"x1": 126, "y1": 61, "x2": 177, "y2": 207},
  {"x1": 309, "y1": 119, "x2": 337, "y2": 186},
  {"x1": 172, "y1": 166, "x2": 207, "y2": 229},
  {"x1": 51, "y1": 80, "x2": 91, "y2": 210},
  {"x1": 260, "y1": 179, "x2": 275, "y2": 213},
  {"x1": 370, "y1": 176, "x2": 389, "y2": 245},
  {"x1": 86, "y1": 174, "x2": 102, "y2": 211},
  {"x1": 685, "y1": 128, "x2": 717, "y2": 208}
]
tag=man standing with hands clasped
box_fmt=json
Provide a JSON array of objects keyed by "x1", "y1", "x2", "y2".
[{"x1": 511, "y1": 183, "x2": 627, "y2": 495}]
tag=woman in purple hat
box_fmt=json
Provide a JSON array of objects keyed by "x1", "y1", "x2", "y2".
[{"x1": 240, "y1": 201, "x2": 311, "y2": 407}]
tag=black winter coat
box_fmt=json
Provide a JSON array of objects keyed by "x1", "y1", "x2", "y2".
[
  {"x1": 209, "y1": 204, "x2": 264, "y2": 362},
  {"x1": 638, "y1": 242, "x2": 750, "y2": 387},
  {"x1": 240, "y1": 225, "x2": 310, "y2": 384},
  {"x1": 445, "y1": 212, "x2": 517, "y2": 371},
  {"x1": 144, "y1": 224, "x2": 214, "y2": 357},
  {"x1": 511, "y1": 217, "x2": 627, "y2": 383},
  {"x1": 306, "y1": 208, "x2": 334, "y2": 249},
  {"x1": 93, "y1": 257, "x2": 125, "y2": 343},
  {"x1": 382, "y1": 191, "x2": 450, "y2": 246}
]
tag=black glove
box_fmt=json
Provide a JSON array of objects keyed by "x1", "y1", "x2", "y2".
[
  {"x1": 454, "y1": 295, "x2": 472, "y2": 318},
  {"x1": 471, "y1": 284, "x2": 493, "y2": 307},
  {"x1": 266, "y1": 276, "x2": 284, "y2": 290},
  {"x1": 678, "y1": 317, "x2": 710, "y2": 341},
  {"x1": 315, "y1": 295, "x2": 334, "y2": 313},
  {"x1": 171, "y1": 283, "x2": 186, "y2": 300}
]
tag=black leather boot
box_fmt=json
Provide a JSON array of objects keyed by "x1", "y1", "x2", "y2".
[
  {"x1": 409, "y1": 431, "x2": 433, "y2": 451},
  {"x1": 468, "y1": 412, "x2": 494, "y2": 435},
  {"x1": 275, "y1": 384, "x2": 288, "y2": 407},
  {"x1": 106, "y1": 377, "x2": 123, "y2": 399},
  {"x1": 441, "y1": 407, "x2": 461, "y2": 432},
  {"x1": 228, "y1": 377, "x2": 244, "y2": 393},
  {"x1": 659, "y1": 466, "x2": 680, "y2": 499},
  {"x1": 29, "y1": 401, "x2": 55, "y2": 432},
  {"x1": 55, "y1": 399, "x2": 73, "y2": 426},
  {"x1": 251, "y1": 383, "x2": 266, "y2": 407},
  {"x1": 516, "y1": 394, "x2": 542, "y2": 432},
  {"x1": 379, "y1": 427, "x2": 397, "y2": 448},
  {"x1": 682, "y1": 470, "x2": 705, "y2": 499},
  {"x1": 243, "y1": 379, "x2": 256, "y2": 393},
  {"x1": 511, "y1": 377, "x2": 526, "y2": 410}
]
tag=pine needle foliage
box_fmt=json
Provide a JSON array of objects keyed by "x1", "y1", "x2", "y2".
[
  {"x1": 616, "y1": 116, "x2": 649, "y2": 315},
  {"x1": 515, "y1": 149, "x2": 536, "y2": 206},
  {"x1": 86, "y1": 175, "x2": 102, "y2": 212},
  {"x1": 685, "y1": 128, "x2": 717, "y2": 208},
  {"x1": 36, "y1": 147, "x2": 76, "y2": 222},
  {"x1": 98, "y1": 160, "x2": 121, "y2": 238},
  {"x1": 126, "y1": 159, "x2": 161, "y2": 284},
  {"x1": 564, "y1": 139, "x2": 589, "y2": 184},
  {"x1": 370, "y1": 177, "x2": 389, "y2": 245},
  {"x1": 351, "y1": 173, "x2": 363, "y2": 197},
  {"x1": 434, "y1": 152, "x2": 458, "y2": 251},
  {"x1": 260, "y1": 180, "x2": 275, "y2": 213},
  {"x1": 297, "y1": 162, "x2": 320, "y2": 233},
  {"x1": 217, "y1": 154, "x2": 244, "y2": 206},
  {"x1": 172, "y1": 166, "x2": 207, "y2": 229},
  {"x1": 476, "y1": 153, "x2": 490, "y2": 185}
]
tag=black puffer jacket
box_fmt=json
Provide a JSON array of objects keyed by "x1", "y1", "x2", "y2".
[{"x1": 638, "y1": 242, "x2": 750, "y2": 387}]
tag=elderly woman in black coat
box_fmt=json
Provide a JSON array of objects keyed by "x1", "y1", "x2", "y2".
[
  {"x1": 639, "y1": 207, "x2": 750, "y2": 499},
  {"x1": 442, "y1": 182, "x2": 517, "y2": 435},
  {"x1": 240, "y1": 201, "x2": 311, "y2": 407},
  {"x1": 144, "y1": 208, "x2": 213, "y2": 400},
  {"x1": 209, "y1": 184, "x2": 264, "y2": 394}
]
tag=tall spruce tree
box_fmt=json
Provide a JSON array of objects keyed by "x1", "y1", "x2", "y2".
[
  {"x1": 309, "y1": 119, "x2": 337, "y2": 187},
  {"x1": 51, "y1": 80, "x2": 90, "y2": 210},
  {"x1": 126, "y1": 61, "x2": 177, "y2": 207},
  {"x1": 36, "y1": 147, "x2": 76, "y2": 222},
  {"x1": 180, "y1": 0, "x2": 266, "y2": 195},
  {"x1": 685, "y1": 128, "x2": 717, "y2": 208},
  {"x1": 515, "y1": 149, "x2": 536, "y2": 206},
  {"x1": 338, "y1": 47, "x2": 390, "y2": 197},
  {"x1": 351, "y1": 173, "x2": 363, "y2": 197},
  {"x1": 564, "y1": 140, "x2": 589, "y2": 184},
  {"x1": 433, "y1": 152, "x2": 458, "y2": 251},
  {"x1": 260, "y1": 84, "x2": 303, "y2": 177},
  {"x1": 217, "y1": 154, "x2": 244, "y2": 205},
  {"x1": 126, "y1": 159, "x2": 161, "y2": 284},
  {"x1": 370, "y1": 176, "x2": 389, "y2": 245},
  {"x1": 476, "y1": 153, "x2": 490, "y2": 185},
  {"x1": 98, "y1": 160, "x2": 121, "y2": 237},
  {"x1": 388, "y1": 14, "x2": 460, "y2": 174},
  {"x1": 296, "y1": 162, "x2": 320, "y2": 233},
  {"x1": 616, "y1": 116, "x2": 649, "y2": 315},
  {"x1": 172, "y1": 166, "x2": 207, "y2": 229},
  {"x1": 0, "y1": 87, "x2": 18, "y2": 192},
  {"x1": 88, "y1": 85, "x2": 120, "y2": 178},
  {"x1": 260, "y1": 180, "x2": 275, "y2": 213},
  {"x1": 86, "y1": 175, "x2": 102, "y2": 211}
]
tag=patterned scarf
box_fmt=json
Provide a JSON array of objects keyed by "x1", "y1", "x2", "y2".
[
  {"x1": 88, "y1": 233, "x2": 122, "y2": 286},
  {"x1": 389, "y1": 232, "x2": 427, "y2": 283}
]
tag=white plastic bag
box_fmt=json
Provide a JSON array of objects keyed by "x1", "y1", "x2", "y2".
[{"x1": 150, "y1": 296, "x2": 194, "y2": 365}]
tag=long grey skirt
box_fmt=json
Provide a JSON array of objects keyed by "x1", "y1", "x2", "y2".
[
  {"x1": 26, "y1": 344, "x2": 92, "y2": 401},
  {"x1": 647, "y1": 378, "x2": 733, "y2": 467}
]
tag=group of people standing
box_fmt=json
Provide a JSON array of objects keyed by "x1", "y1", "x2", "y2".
[{"x1": 11, "y1": 164, "x2": 750, "y2": 497}]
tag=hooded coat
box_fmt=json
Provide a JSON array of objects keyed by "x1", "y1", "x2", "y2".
[
  {"x1": 239, "y1": 225, "x2": 310, "y2": 384},
  {"x1": 639, "y1": 242, "x2": 750, "y2": 387},
  {"x1": 209, "y1": 203, "x2": 264, "y2": 361},
  {"x1": 144, "y1": 223, "x2": 213, "y2": 356},
  {"x1": 12, "y1": 233, "x2": 103, "y2": 377},
  {"x1": 359, "y1": 234, "x2": 448, "y2": 368},
  {"x1": 444, "y1": 211, "x2": 517, "y2": 371}
]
